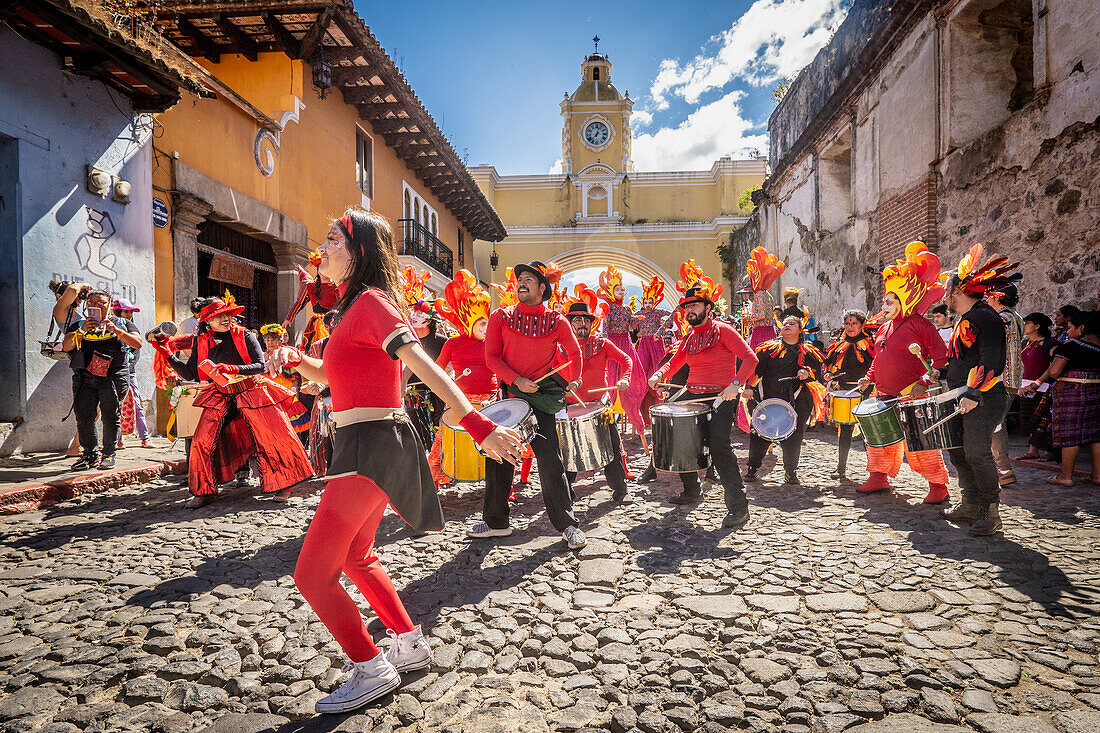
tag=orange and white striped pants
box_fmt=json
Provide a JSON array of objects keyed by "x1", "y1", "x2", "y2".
[{"x1": 866, "y1": 442, "x2": 949, "y2": 484}]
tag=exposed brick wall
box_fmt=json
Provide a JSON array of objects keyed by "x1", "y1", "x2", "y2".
[{"x1": 877, "y1": 176, "x2": 937, "y2": 264}]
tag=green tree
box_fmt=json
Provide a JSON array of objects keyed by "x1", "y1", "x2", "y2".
[{"x1": 738, "y1": 185, "x2": 762, "y2": 213}]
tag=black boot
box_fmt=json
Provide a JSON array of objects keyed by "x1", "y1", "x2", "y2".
[
  {"x1": 744, "y1": 466, "x2": 760, "y2": 482},
  {"x1": 637, "y1": 462, "x2": 657, "y2": 484},
  {"x1": 968, "y1": 504, "x2": 1002, "y2": 536},
  {"x1": 669, "y1": 490, "x2": 704, "y2": 505}
]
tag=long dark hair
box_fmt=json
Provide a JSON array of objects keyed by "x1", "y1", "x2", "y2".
[
  {"x1": 1023, "y1": 312, "x2": 1052, "y2": 338},
  {"x1": 331, "y1": 210, "x2": 407, "y2": 326}
]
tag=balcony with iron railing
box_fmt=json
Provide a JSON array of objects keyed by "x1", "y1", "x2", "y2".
[{"x1": 398, "y1": 219, "x2": 454, "y2": 277}]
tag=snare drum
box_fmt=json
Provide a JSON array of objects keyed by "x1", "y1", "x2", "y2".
[
  {"x1": 750, "y1": 399, "x2": 799, "y2": 442},
  {"x1": 477, "y1": 399, "x2": 538, "y2": 450},
  {"x1": 898, "y1": 394, "x2": 963, "y2": 452},
  {"x1": 852, "y1": 398, "x2": 904, "y2": 447},
  {"x1": 829, "y1": 389, "x2": 862, "y2": 425},
  {"x1": 651, "y1": 403, "x2": 710, "y2": 472},
  {"x1": 439, "y1": 409, "x2": 486, "y2": 482},
  {"x1": 173, "y1": 385, "x2": 204, "y2": 439},
  {"x1": 556, "y1": 404, "x2": 615, "y2": 472}
]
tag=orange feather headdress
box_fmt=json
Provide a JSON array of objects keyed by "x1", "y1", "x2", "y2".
[
  {"x1": 491, "y1": 267, "x2": 518, "y2": 307},
  {"x1": 400, "y1": 265, "x2": 433, "y2": 313},
  {"x1": 641, "y1": 276, "x2": 665, "y2": 307},
  {"x1": 676, "y1": 259, "x2": 723, "y2": 307},
  {"x1": 743, "y1": 247, "x2": 785, "y2": 292},
  {"x1": 597, "y1": 266, "x2": 625, "y2": 304},
  {"x1": 949, "y1": 243, "x2": 1022, "y2": 298},
  {"x1": 882, "y1": 241, "x2": 946, "y2": 318},
  {"x1": 434, "y1": 269, "x2": 491, "y2": 337}
]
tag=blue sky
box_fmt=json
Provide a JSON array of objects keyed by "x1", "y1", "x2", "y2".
[{"x1": 354, "y1": 0, "x2": 849, "y2": 174}]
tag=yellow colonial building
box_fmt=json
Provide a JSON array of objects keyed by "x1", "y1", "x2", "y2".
[{"x1": 470, "y1": 50, "x2": 766, "y2": 297}]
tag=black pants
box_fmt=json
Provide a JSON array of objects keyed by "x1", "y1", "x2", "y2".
[
  {"x1": 947, "y1": 386, "x2": 1012, "y2": 506},
  {"x1": 484, "y1": 407, "x2": 578, "y2": 532},
  {"x1": 72, "y1": 371, "x2": 128, "y2": 458},
  {"x1": 566, "y1": 422, "x2": 627, "y2": 495},
  {"x1": 672, "y1": 393, "x2": 747, "y2": 513},
  {"x1": 747, "y1": 398, "x2": 811, "y2": 476},
  {"x1": 838, "y1": 424, "x2": 855, "y2": 471}
]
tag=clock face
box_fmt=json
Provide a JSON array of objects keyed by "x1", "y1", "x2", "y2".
[{"x1": 583, "y1": 121, "x2": 610, "y2": 147}]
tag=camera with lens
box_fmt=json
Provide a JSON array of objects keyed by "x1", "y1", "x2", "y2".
[{"x1": 48, "y1": 280, "x2": 90, "y2": 300}]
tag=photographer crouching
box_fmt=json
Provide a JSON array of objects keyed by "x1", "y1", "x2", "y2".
[{"x1": 61, "y1": 289, "x2": 142, "y2": 470}]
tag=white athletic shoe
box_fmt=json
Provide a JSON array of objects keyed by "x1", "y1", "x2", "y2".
[
  {"x1": 466, "y1": 521, "x2": 512, "y2": 539},
  {"x1": 315, "y1": 652, "x2": 400, "y2": 714},
  {"x1": 563, "y1": 526, "x2": 587, "y2": 550},
  {"x1": 384, "y1": 625, "x2": 432, "y2": 672}
]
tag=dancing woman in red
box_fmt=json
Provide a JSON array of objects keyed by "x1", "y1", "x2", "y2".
[{"x1": 269, "y1": 211, "x2": 522, "y2": 714}]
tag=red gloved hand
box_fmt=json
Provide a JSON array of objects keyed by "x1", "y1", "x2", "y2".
[{"x1": 217, "y1": 364, "x2": 240, "y2": 376}]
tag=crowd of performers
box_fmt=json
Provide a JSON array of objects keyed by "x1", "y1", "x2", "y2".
[{"x1": 130, "y1": 205, "x2": 1100, "y2": 714}]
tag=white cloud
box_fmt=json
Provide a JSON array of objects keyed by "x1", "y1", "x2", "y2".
[
  {"x1": 547, "y1": 159, "x2": 564, "y2": 174},
  {"x1": 631, "y1": 109, "x2": 653, "y2": 127},
  {"x1": 649, "y1": 0, "x2": 848, "y2": 109},
  {"x1": 631, "y1": 91, "x2": 768, "y2": 172}
]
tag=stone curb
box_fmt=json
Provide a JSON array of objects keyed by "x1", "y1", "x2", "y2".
[{"x1": 0, "y1": 459, "x2": 188, "y2": 514}]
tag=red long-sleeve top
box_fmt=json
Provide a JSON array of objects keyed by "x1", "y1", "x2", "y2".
[
  {"x1": 436, "y1": 335, "x2": 498, "y2": 396},
  {"x1": 567, "y1": 336, "x2": 632, "y2": 404},
  {"x1": 654, "y1": 318, "x2": 758, "y2": 394},
  {"x1": 864, "y1": 314, "x2": 947, "y2": 397},
  {"x1": 485, "y1": 302, "x2": 581, "y2": 386}
]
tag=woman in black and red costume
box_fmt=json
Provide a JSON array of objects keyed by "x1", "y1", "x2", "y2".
[
  {"x1": 152, "y1": 297, "x2": 313, "y2": 508},
  {"x1": 267, "y1": 210, "x2": 524, "y2": 714}
]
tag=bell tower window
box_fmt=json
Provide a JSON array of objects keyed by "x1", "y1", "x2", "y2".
[{"x1": 592, "y1": 68, "x2": 600, "y2": 81}]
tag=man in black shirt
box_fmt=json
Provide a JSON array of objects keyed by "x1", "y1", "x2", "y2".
[
  {"x1": 62, "y1": 290, "x2": 143, "y2": 470},
  {"x1": 941, "y1": 246, "x2": 1020, "y2": 536}
]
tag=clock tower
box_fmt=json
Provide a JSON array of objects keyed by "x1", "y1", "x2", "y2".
[{"x1": 560, "y1": 42, "x2": 633, "y2": 221}]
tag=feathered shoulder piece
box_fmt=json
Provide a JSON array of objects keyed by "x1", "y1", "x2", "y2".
[
  {"x1": 642, "y1": 276, "x2": 665, "y2": 307},
  {"x1": 952, "y1": 243, "x2": 1022, "y2": 297},
  {"x1": 491, "y1": 267, "x2": 518, "y2": 307},
  {"x1": 435, "y1": 269, "x2": 490, "y2": 337},
  {"x1": 401, "y1": 265, "x2": 433, "y2": 312},
  {"x1": 598, "y1": 266, "x2": 624, "y2": 304},
  {"x1": 882, "y1": 241, "x2": 947, "y2": 317},
  {"x1": 744, "y1": 247, "x2": 785, "y2": 292}
]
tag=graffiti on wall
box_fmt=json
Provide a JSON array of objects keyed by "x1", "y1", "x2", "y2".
[{"x1": 75, "y1": 205, "x2": 118, "y2": 280}]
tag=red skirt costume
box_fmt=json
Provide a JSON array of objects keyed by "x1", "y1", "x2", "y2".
[{"x1": 166, "y1": 325, "x2": 312, "y2": 497}]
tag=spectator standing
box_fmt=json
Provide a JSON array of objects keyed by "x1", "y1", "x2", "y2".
[
  {"x1": 1052, "y1": 305, "x2": 1080, "y2": 345},
  {"x1": 987, "y1": 283, "x2": 1025, "y2": 486},
  {"x1": 61, "y1": 290, "x2": 143, "y2": 470},
  {"x1": 1016, "y1": 312, "x2": 1056, "y2": 461},
  {"x1": 931, "y1": 304, "x2": 954, "y2": 346},
  {"x1": 113, "y1": 298, "x2": 152, "y2": 448}
]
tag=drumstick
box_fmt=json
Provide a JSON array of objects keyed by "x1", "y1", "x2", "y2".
[
  {"x1": 655, "y1": 382, "x2": 682, "y2": 389},
  {"x1": 908, "y1": 343, "x2": 936, "y2": 380},
  {"x1": 921, "y1": 407, "x2": 962, "y2": 435},
  {"x1": 588, "y1": 385, "x2": 621, "y2": 393},
  {"x1": 676, "y1": 396, "x2": 719, "y2": 405},
  {"x1": 533, "y1": 360, "x2": 573, "y2": 384},
  {"x1": 569, "y1": 389, "x2": 586, "y2": 407}
]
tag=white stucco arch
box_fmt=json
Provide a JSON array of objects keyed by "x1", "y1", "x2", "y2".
[{"x1": 550, "y1": 245, "x2": 677, "y2": 297}]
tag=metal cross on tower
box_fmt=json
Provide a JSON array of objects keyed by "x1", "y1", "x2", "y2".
[{"x1": 593, "y1": 35, "x2": 600, "y2": 53}]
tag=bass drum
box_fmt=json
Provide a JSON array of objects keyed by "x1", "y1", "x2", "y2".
[
  {"x1": 750, "y1": 398, "x2": 798, "y2": 442},
  {"x1": 651, "y1": 403, "x2": 710, "y2": 472},
  {"x1": 556, "y1": 404, "x2": 616, "y2": 473},
  {"x1": 898, "y1": 394, "x2": 963, "y2": 452}
]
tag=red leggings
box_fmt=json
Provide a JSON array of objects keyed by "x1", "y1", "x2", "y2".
[{"x1": 294, "y1": 475, "x2": 414, "y2": 662}]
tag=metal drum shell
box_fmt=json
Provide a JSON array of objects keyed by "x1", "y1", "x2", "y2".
[
  {"x1": 898, "y1": 395, "x2": 964, "y2": 452},
  {"x1": 651, "y1": 403, "x2": 710, "y2": 472},
  {"x1": 852, "y1": 398, "x2": 905, "y2": 447},
  {"x1": 556, "y1": 404, "x2": 616, "y2": 473},
  {"x1": 477, "y1": 399, "x2": 538, "y2": 449},
  {"x1": 829, "y1": 390, "x2": 862, "y2": 425},
  {"x1": 439, "y1": 409, "x2": 487, "y2": 482},
  {"x1": 750, "y1": 398, "x2": 799, "y2": 442}
]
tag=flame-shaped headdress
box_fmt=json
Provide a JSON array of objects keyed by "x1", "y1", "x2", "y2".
[
  {"x1": 642, "y1": 276, "x2": 665, "y2": 307},
  {"x1": 491, "y1": 267, "x2": 518, "y2": 307},
  {"x1": 882, "y1": 241, "x2": 946, "y2": 318},
  {"x1": 597, "y1": 266, "x2": 625, "y2": 304},
  {"x1": 565, "y1": 283, "x2": 605, "y2": 330},
  {"x1": 401, "y1": 265, "x2": 433, "y2": 313},
  {"x1": 676, "y1": 259, "x2": 723, "y2": 307},
  {"x1": 434, "y1": 269, "x2": 491, "y2": 337},
  {"x1": 950, "y1": 243, "x2": 1022, "y2": 298},
  {"x1": 548, "y1": 282, "x2": 568, "y2": 312},
  {"x1": 743, "y1": 247, "x2": 785, "y2": 292}
]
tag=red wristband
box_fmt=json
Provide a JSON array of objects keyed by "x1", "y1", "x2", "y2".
[{"x1": 459, "y1": 409, "x2": 497, "y2": 445}]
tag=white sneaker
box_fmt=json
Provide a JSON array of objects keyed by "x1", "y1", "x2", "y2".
[
  {"x1": 563, "y1": 526, "x2": 587, "y2": 550},
  {"x1": 315, "y1": 652, "x2": 400, "y2": 714},
  {"x1": 384, "y1": 625, "x2": 432, "y2": 672},
  {"x1": 467, "y1": 521, "x2": 512, "y2": 538}
]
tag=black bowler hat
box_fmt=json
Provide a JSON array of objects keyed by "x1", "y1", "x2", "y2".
[
  {"x1": 512, "y1": 260, "x2": 559, "y2": 302},
  {"x1": 566, "y1": 302, "x2": 597, "y2": 321},
  {"x1": 678, "y1": 285, "x2": 715, "y2": 308}
]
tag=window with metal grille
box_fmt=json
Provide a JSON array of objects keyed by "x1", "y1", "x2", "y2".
[{"x1": 356, "y1": 129, "x2": 373, "y2": 197}]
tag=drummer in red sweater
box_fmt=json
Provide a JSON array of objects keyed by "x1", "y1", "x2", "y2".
[
  {"x1": 648, "y1": 279, "x2": 758, "y2": 528},
  {"x1": 428, "y1": 270, "x2": 498, "y2": 487},
  {"x1": 564, "y1": 300, "x2": 632, "y2": 502},
  {"x1": 856, "y1": 242, "x2": 950, "y2": 503},
  {"x1": 468, "y1": 260, "x2": 588, "y2": 550}
]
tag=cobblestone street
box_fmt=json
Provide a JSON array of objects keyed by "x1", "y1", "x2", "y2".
[{"x1": 1, "y1": 431, "x2": 1098, "y2": 733}]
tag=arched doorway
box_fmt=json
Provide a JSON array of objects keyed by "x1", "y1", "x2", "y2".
[{"x1": 551, "y1": 245, "x2": 677, "y2": 300}]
